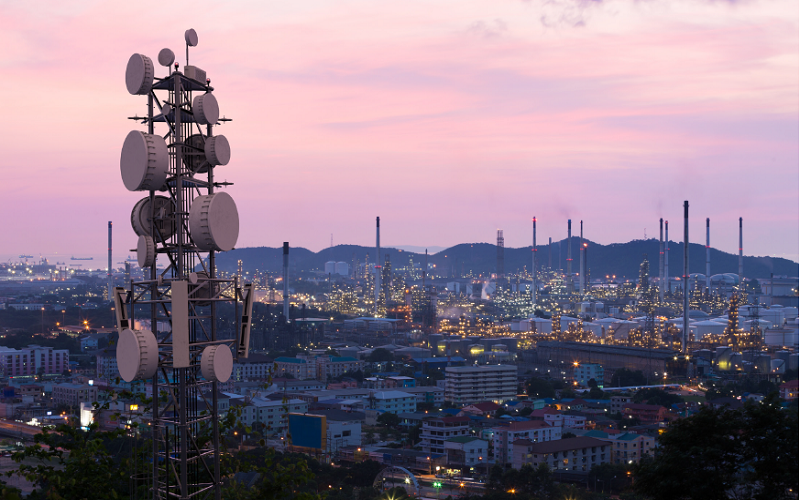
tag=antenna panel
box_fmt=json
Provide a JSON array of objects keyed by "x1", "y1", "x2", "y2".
[
  {"x1": 204, "y1": 135, "x2": 230, "y2": 166},
  {"x1": 126, "y1": 53, "x2": 154, "y2": 95},
  {"x1": 172, "y1": 280, "x2": 190, "y2": 368},
  {"x1": 121, "y1": 131, "x2": 169, "y2": 191},
  {"x1": 192, "y1": 93, "x2": 219, "y2": 125},
  {"x1": 185, "y1": 29, "x2": 199, "y2": 47},
  {"x1": 131, "y1": 195, "x2": 177, "y2": 240},
  {"x1": 237, "y1": 283, "x2": 255, "y2": 358},
  {"x1": 117, "y1": 328, "x2": 158, "y2": 382},
  {"x1": 201, "y1": 345, "x2": 232, "y2": 382},
  {"x1": 189, "y1": 192, "x2": 239, "y2": 252},
  {"x1": 183, "y1": 134, "x2": 209, "y2": 173},
  {"x1": 112, "y1": 286, "x2": 130, "y2": 332},
  {"x1": 158, "y1": 48, "x2": 175, "y2": 67},
  {"x1": 137, "y1": 235, "x2": 155, "y2": 268}
]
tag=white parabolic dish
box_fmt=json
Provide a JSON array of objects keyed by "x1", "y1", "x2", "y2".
[
  {"x1": 126, "y1": 53, "x2": 154, "y2": 95},
  {"x1": 201, "y1": 345, "x2": 233, "y2": 383},
  {"x1": 117, "y1": 328, "x2": 158, "y2": 382},
  {"x1": 158, "y1": 48, "x2": 175, "y2": 67},
  {"x1": 189, "y1": 192, "x2": 239, "y2": 252},
  {"x1": 121, "y1": 131, "x2": 169, "y2": 191},
  {"x1": 204, "y1": 135, "x2": 230, "y2": 166},
  {"x1": 193, "y1": 93, "x2": 219, "y2": 125},
  {"x1": 131, "y1": 196, "x2": 177, "y2": 240},
  {"x1": 137, "y1": 235, "x2": 155, "y2": 268}
]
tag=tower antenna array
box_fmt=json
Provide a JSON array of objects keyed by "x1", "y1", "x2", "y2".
[{"x1": 117, "y1": 30, "x2": 250, "y2": 500}]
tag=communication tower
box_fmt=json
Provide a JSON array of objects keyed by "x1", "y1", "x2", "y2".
[{"x1": 113, "y1": 30, "x2": 254, "y2": 500}]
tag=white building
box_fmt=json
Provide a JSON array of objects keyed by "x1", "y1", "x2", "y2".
[
  {"x1": 444, "y1": 365, "x2": 517, "y2": 405},
  {"x1": 231, "y1": 354, "x2": 274, "y2": 382},
  {"x1": 421, "y1": 416, "x2": 471, "y2": 455},
  {"x1": 369, "y1": 390, "x2": 417, "y2": 414},
  {"x1": 493, "y1": 420, "x2": 562, "y2": 465},
  {"x1": 236, "y1": 397, "x2": 309, "y2": 436},
  {"x1": 444, "y1": 436, "x2": 488, "y2": 467},
  {"x1": 0, "y1": 345, "x2": 69, "y2": 377}
]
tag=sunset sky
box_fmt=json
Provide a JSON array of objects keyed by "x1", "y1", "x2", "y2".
[{"x1": 1, "y1": 0, "x2": 797, "y2": 264}]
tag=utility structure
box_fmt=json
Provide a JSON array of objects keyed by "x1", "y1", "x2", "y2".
[
  {"x1": 496, "y1": 229, "x2": 505, "y2": 286},
  {"x1": 114, "y1": 30, "x2": 252, "y2": 500},
  {"x1": 658, "y1": 219, "x2": 664, "y2": 303},
  {"x1": 738, "y1": 217, "x2": 744, "y2": 283},
  {"x1": 375, "y1": 217, "x2": 382, "y2": 316},
  {"x1": 579, "y1": 220, "x2": 584, "y2": 295},
  {"x1": 531, "y1": 217, "x2": 537, "y2": 305},
  {"x1": 108, "y1": 221, "x2": 113, "y2": 301},
  {"x1": 682, "y1": 201, "x2": 689, "y2": 353},
  {"x1": 664, "y1": 221, "x2": 670, "y2": 295},
  {"x1": 283, "y1": 242, "x2": 290, "y2": 319},
  {"x1": 706, "y1": 218, "x2": 711, "y2": 293},
  {"x1": 566, "y1": 220, "x2": 573, "y2": 294}
]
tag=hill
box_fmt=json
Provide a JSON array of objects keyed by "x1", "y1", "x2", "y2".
[{"x1": 216, "y1": 239, "x2": 797, "y2": 280}]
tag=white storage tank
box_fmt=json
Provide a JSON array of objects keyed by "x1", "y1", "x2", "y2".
[
  {"x1": 335, "y1": 262, "x2": 349, "y2": 275},
  {"x1": 692, "y1": 320, "x2": 727, "y2": 337},
  {"x1": 324, "y1": 261, "x2": 336, "y2": 274}
]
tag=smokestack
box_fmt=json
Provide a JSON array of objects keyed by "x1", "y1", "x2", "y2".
[
  {"x1": 706, "y1": 218, "x2": 711, "y2": 292},
  {"x1": 579, "y1": 221, "x2": 584, "y2": 295},
  {"x1": 738, "y1": 217, "x2": 743, "y2": 283},
  {"x1": 283, "y1": 242, "x2": 289, "y2": 320},
  {"x1": 659, "y1": 219, "x2": 664, "y2": 303},
  {"x1": 496, "y1": 230, "x2": 505, "y2": 284},
  {"x1": 549, "y1": 237, "x2": 552, "y2": 269},
  {"x1": 567, "y1": 220, "x2": 573, "y2": 293},
  {"x1": 683, "y1": 201, "x2": 689, "y2": 353},
  {"x1": 665, "y1": 221, "x2": 670, "y2": 294},
  {"x1": 532, "y1": 217, "x2": 537, "y2": 304},
  {"x1": 107, "y1": 221, "x2": 112, "y2": 300},
  {"x1": 376, "y1": 216, "x2": 381, "y2": 266}
]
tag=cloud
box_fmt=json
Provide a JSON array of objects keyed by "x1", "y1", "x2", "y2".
[{"x1": 466, "y1": 19, "x2": 509, "y2": 38}]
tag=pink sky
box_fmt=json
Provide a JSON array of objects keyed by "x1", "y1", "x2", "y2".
[{"x1": 1, "y1": 0, "x2": 797, "y2": 264}]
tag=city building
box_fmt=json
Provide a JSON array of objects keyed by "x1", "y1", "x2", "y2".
[
  {"x1": 52, "y1": 383, "x2": 98, "y2": 407},
  {"x1": 573, "y1": 363, "x2": 604, "y2": 387},
  {"x1": 780, "y1": 380, "x2": 798, "y2": 400},
  {"x1": 421, "y1": 416, "x2": 470, "y2": 454},
  {"x1": 444, "y1": 365, "x2": 517, "y2": 405},
  {"x1": 492, "y1": 420, "x2": 562, "y2": 465},
  {"x1": 231, "y1": 353, "x2": 273, "y2": 382},
  {"x1": 96, "y1": 348, "x2": 118, "y2": 380},
  {"x1": 237, "y1": 397, "x2": 309, "y2": 436},
  {"x1": 400, "y1": 386, "x2": 445, "y2": 407},
  {"x1": 511, "y1": 436, "x2": 610, "y2": 471},
  {"x1": 0, "y1": 345, "x2": 69, "y2": 377},
  {"x1": 607, "y1": 432, "x2": 655, "y2": 464},
  {"x1": 610, "y1": 395, "x2": 632, "y2": 413},
  {"x1": 622, "y1": 403, "x2": 667, "y2": 424},
  {"x1": 444, "y1": 436, "x2": 488, "y2": 468},
  {"x1": 369, "y1": 390, "x2": 417, "y2": 414}
]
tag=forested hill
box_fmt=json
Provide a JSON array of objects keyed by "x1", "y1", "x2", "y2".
[{"x1": 217, "y1": 239, "x2": 797, "y2": 280}]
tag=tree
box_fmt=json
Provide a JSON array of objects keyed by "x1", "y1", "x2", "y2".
[
  {"x1": 587, "y1": 387, "x2": 606, "y2": 400},
  {"x1": 633, "y1": 388, "x2": 682, "y2": 408},
  {"x1": 634, "y1": 393, "x2": 798, "y2": 500},
  {"x1": 367, "y1": 348, "x2": 394, "y2": 363},
  {"x1": 526, "y1": 378, "x2": 555, "y2": 399},
  {"x1": 377, "y1": 412, "x2": 401, "y2": 428},
  {"x1": 610, "y1": 369, "x2": 647, "y2": 387}
]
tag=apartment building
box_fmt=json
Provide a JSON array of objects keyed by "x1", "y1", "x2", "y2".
[
  {"x1": 444, "y1": 365, "x2": 517, "y2": 405},
  {"x1": 512, "y1": 436, "x2": 609, "y2": 471},
  {"x1": 421, "y1": 416, "x2": 470, "y2": 454},
  {"x1": 492, "y1": 420, "x2": 562, "y2": 465},
  {"x1": 0, "y1": 345, "x2": 69, "y2": 377}
]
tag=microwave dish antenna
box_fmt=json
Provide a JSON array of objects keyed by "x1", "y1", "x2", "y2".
[
  {"x1": 116, "y1": 30, "x2": 243, "y2": 500},
  {"x1": 158, "y1": 48, "x2": 175, "y2": 67}
]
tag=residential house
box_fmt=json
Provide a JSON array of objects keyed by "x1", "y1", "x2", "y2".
[
  {"x1": 511, "y1": 436, "x2": 609, "y2": 471},
  {"x1": 492, "y1": 420, "x2": 562, "y2": 465}
]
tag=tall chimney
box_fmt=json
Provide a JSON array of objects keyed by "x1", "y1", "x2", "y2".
[
  {"x1": 283, "y1": 242, "x2": 290, "y2": 320},
  {"x1": 496, "y1": 230, "x2": 505, "y2": 285},
  {"x1": 567, "y1": 220, "x2": 573, "y2": 294},
  {"x1": 107, "y1": 221, "x2": 112, "y2": 300},
  {"x1": 532, "y1": 217, "x2": 537, "y2": 304},
  {"x1": 706, "y1": 218, "x2": 711, "y2": 292},
  {"x1": 579, "y1": 220, "x2": 584, "y2": 295},
  {"x1": 738, "y1": 217, "x2": 743, "y2": 283},
  {"x1": 376, "y1": 217, "x2": 381, "y2": 267},
  {"x1": 665, "y1": 221, "x2": 670, "y2": 294},
  {"x1": 683, "y1": 201, "x2": 689, "y2": 353},
  {"x1": 548, "y1": 237, "x2": 552, "y2": 269},
  {"x1": 659, "y1": 218, "x2": 664, "y2": 303}
]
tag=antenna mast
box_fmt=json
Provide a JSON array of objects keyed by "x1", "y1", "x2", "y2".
[{"x1": 118, "y1": 30, "x2": 249, "y2": 500}]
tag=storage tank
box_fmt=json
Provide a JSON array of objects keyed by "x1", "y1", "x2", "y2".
[
  {"x1": 764, "y1": 328, "x2": 799, "y2": 348},
  {"x1": 755, "y1": 354, "x2": 772, "y2": 374},
  {"x1": 770, "y1": 359, "x2": 786, "y2": 374},
  {"x1": 335, "y1": 262, "x2": 349, "y2": 275},
  {"x1": 324, "y1": 261, "x2": 336, "y2": 274},
  {"x1": 782, "y1": 307, "x2": 798, "y2": 322},
  {"x1": 693, "y1": 320, "x2": 726, "y2": 337},
  {"x1": 759, "y1": 308, "x2": 785, "y2": 328}
]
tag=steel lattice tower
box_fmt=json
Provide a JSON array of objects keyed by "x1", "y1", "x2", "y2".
[{"x1": 114, "y1": 31, "x2": 253, "y2": 500}]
